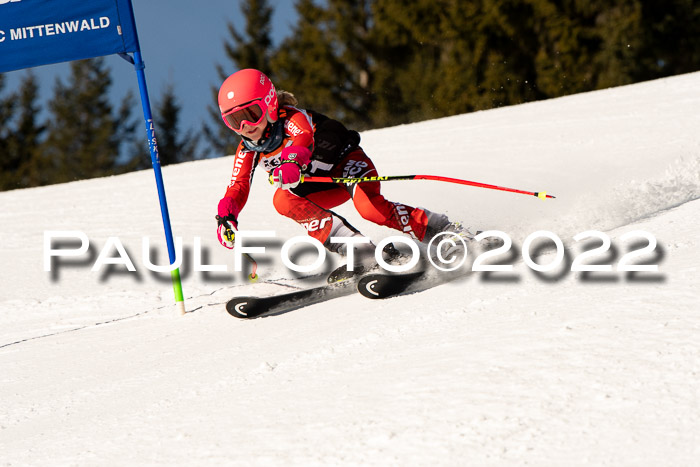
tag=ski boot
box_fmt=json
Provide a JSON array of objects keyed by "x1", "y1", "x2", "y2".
[{"x1": 422, "y1": 209, "x2": 476, "y2": 260}]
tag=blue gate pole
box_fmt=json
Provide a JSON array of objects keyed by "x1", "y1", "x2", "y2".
[{"x1": 131, "y1": 50, "x2": 186, "y2": 314}]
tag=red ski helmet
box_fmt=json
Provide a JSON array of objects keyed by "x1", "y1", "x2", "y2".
[{"x1": 218, "y1": 69, "x2": 279, "y2": 131}]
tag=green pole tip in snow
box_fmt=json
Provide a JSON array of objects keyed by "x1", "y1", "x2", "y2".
[{"x1": 171, "y1": 268, "x2": 185, "y2": 314}]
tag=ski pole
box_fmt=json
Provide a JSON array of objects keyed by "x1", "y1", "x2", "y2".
[
  {"x1": 300, "y1": 174, "x2": 556, "y2": 200},
  {"x1": 216, "y1": 215, "x2": 259, "y2": 282}
]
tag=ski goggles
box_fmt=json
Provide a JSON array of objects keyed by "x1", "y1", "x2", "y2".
[{"x1": 221, "y1": 100, "x2": 266, "y2": 132}]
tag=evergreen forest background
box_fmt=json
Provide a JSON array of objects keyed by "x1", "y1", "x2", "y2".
[{"x1": 1, "y1": 0, "x2": 699, "y2": 191}]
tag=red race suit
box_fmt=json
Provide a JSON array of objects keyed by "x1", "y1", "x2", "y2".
[{"x1": 222, "y1": 106, "x2": 430, "y2": 245}]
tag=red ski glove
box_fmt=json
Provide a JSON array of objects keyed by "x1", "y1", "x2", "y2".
[{"x1": 272, "y1": 146, "x2": 311, "y2": 190}]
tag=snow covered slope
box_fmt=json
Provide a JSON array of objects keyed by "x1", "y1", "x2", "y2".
[{"x1": 1, "y1": 72, "x2": 699, "y2": 465}]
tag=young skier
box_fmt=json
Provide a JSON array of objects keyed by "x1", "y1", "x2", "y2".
[{"x1": 215, "y1": 68, "x2": 471, "y2": 277}]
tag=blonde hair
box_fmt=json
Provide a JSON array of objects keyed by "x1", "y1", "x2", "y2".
[{"x1": 277, "y1": 90, "x2": 298, "y2": 107}]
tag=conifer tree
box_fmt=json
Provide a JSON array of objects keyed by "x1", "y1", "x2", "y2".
[
  {"x1": 203, "y1": 0, "x2": 700, "y2": 137},
  {"x1": 0, "y1": 75, "x2": 12, "y2": 128},
  {"x1": 0, "y1": 72, "x2": 47, "y2": 190},
  {"x1": 321, "y1": 0, "x2": 375, "y2": 126},
  {"x1": 272, "y1": 0, "x2": 376, "y2": 128},
  {"x1": 154, "y1": 84, "x2": 200, "y2": 166},
  {"x1": 6, "y1": 72, "x2": 46, "y2": 189},
  {"x1": 586, "y1": 1, "x2": 643, "y2": 89},
  {"x1": 121, "y1": 83, "x2": 201, "y2": 171},
  {"x1": 222, "y1": 0, "x2": 274, "y2": 75},
  {"x1": 203, "y1": 0, "x2": 274, "y2": 157},
  {"x1": 370, "y1": 0, "x2": 454, "y2": 124},
  {"x1": 271, "y1": 0, "x2": 339, "y2": 115},
  {"x1": 42, "y1": 58, "x2": 136, "y2": 184},
  {"x1": 637, "y1": 0, "x2": 700, "y2": 80},
  {"x1": 0, "y1": 75, "x2": 18, "y2": 190}
]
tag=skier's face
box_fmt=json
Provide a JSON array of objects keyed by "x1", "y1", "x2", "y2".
[{"x1": 239, "y1": 117, "x2": 267, "y2": 141}]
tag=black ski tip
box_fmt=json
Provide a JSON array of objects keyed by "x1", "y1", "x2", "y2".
[
  {"x1": 226, "y1": 297, "x2": 262, "y2": 319},
  {"x1": 357, "y1": 271, "x2": 424, "y2": 299}
]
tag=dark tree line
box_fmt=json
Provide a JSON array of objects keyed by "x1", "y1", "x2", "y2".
[
  {"x1": 0, "y1": 59, "x2": 200, "y2": 191},
  {"x1": 206, "y1": 0, "x2": 700, "y2": 136},
  {"x1": 2, "y1": 0, "x2": 699, "y2": 190}
]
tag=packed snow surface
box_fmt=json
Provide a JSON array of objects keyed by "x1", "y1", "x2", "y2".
[{"x1": 1, "y1": 72, "x2": 699, "y2": 465}]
